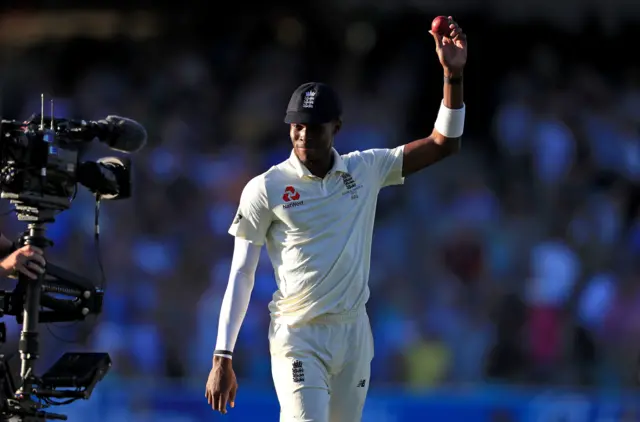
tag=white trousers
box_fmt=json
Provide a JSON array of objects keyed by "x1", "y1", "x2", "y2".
[{"x1": 269, "y1": 309, "x2": 374, "y2": 422}]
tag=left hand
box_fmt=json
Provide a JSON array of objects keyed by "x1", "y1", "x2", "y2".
[{"x1": 429, "y1": 16, "x2": 467, "y2": 76}]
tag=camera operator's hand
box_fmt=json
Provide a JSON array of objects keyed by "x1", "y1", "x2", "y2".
[{"x1": 0, "y1": 245, "x2": 46, "y2": 280}]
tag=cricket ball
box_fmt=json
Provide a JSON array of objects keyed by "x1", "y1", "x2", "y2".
[{"x1": 431, "y1": 16, "x2": 450, "y2": 36}]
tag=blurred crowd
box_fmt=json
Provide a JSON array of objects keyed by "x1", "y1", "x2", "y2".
[{"x1": 0, "y1": 12, "x2": 638, "y2": 393}]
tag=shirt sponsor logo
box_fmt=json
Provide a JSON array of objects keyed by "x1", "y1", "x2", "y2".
[{"x1": 282, "y1": 186, "x2": 304, "y2": 208}]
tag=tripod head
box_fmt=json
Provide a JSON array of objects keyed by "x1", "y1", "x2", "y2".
[{"x1": 0, "y1": 215, "x2": 111, "y2": 421}]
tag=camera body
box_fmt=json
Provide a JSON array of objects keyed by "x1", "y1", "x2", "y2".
[
  {"x1": 0, "y1": 116, "x2": 81, "y2": 206},
  {"x1": 0, "y1": 112, "x2": 131, "y2": 216}
]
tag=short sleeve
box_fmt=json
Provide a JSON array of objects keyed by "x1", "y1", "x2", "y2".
[
  {"x1": 228, "y1": 176, "x2": 272, "y2": 246},
  {"x1": 360, "y1": 145, "x2": 405, "y2": 188}
]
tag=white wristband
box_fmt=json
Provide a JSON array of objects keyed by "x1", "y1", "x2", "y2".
[
  {"x1": 434, "y1": 101, "x2": 465, "y2": 138},
  {"x1": 214, "y1": 353, "x2": 233, "y2": 360}
]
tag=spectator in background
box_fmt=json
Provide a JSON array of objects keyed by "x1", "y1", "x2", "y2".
[
  {"x1": 486, "y1": 292, "x2": 527, "y2": 382},
  {"x1": 602, "y1": 264, "x2": 640, "y2": 387},
  {"x1": 403, "y1": 321, "x2": 451, "y2": 389},
  {"x1": 525, "y1": 223, "x2": 580, "y2": 383}
]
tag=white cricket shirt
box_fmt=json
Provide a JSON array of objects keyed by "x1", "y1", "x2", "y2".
[{"x1": 228, "y1": 146, "x2": 404, "y2": 325}]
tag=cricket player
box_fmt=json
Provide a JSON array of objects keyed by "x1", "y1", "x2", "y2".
[{"x1": 205, "y1": 17, "x2": 467, "y2": 422}]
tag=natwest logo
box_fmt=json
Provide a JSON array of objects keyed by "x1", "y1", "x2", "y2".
[
  {"x1": 282, "y1": 186, "x2": 304, "y2": 209},
  {"x1": 282, "y1": 186, "x2": 301, "y2": 202}
]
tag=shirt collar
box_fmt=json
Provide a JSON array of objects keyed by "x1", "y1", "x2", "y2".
[{"x1": 288, "y1": 148, "x2": 348, "y2": 178}]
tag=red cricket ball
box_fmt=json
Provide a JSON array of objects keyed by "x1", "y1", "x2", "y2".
[{"x1": 431, "y1": 16, "x2": 450, "y2": 36}]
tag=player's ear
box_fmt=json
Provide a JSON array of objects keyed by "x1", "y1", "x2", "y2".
[{"x1": 333, "y1": 119, "x2": 342, "y2": 135}]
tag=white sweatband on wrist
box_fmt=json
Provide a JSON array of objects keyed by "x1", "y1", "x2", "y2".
[
  {"x1": 434, "y1": 101, "x2": 466, "y2": 138},
  {"x1": 214, "y1": 352, "x2": 233, "y2": 360}
]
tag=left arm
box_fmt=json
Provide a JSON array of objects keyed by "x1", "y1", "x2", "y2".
[{"x1": 402, "y1": 17, "x2": 467, "y2": 177}]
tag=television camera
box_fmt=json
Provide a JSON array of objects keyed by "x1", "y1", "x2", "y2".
[{"x1": 0, "y1": 95, "x2": 146, "y2": 420}]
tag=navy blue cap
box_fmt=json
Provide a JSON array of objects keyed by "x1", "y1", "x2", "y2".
[{"x1": 284, "y1": 82, "x2": 342, "y2": 125}]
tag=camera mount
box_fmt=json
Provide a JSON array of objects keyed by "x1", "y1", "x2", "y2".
[{"x1": 0, "y1": 196, "x2": 111, "y2": 421}]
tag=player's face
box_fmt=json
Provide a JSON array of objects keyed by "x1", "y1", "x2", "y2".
[{"x1": 290, "y1": 121, "x2": 339, "y2": 163}]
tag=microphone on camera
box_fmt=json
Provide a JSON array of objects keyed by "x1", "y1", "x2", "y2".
[
  {"x1": 3, "y1": 114, "x2": 148, "y2": 153},
  {"x1": 81, "y1": 116, "x2": 148, "y2": 153}
]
